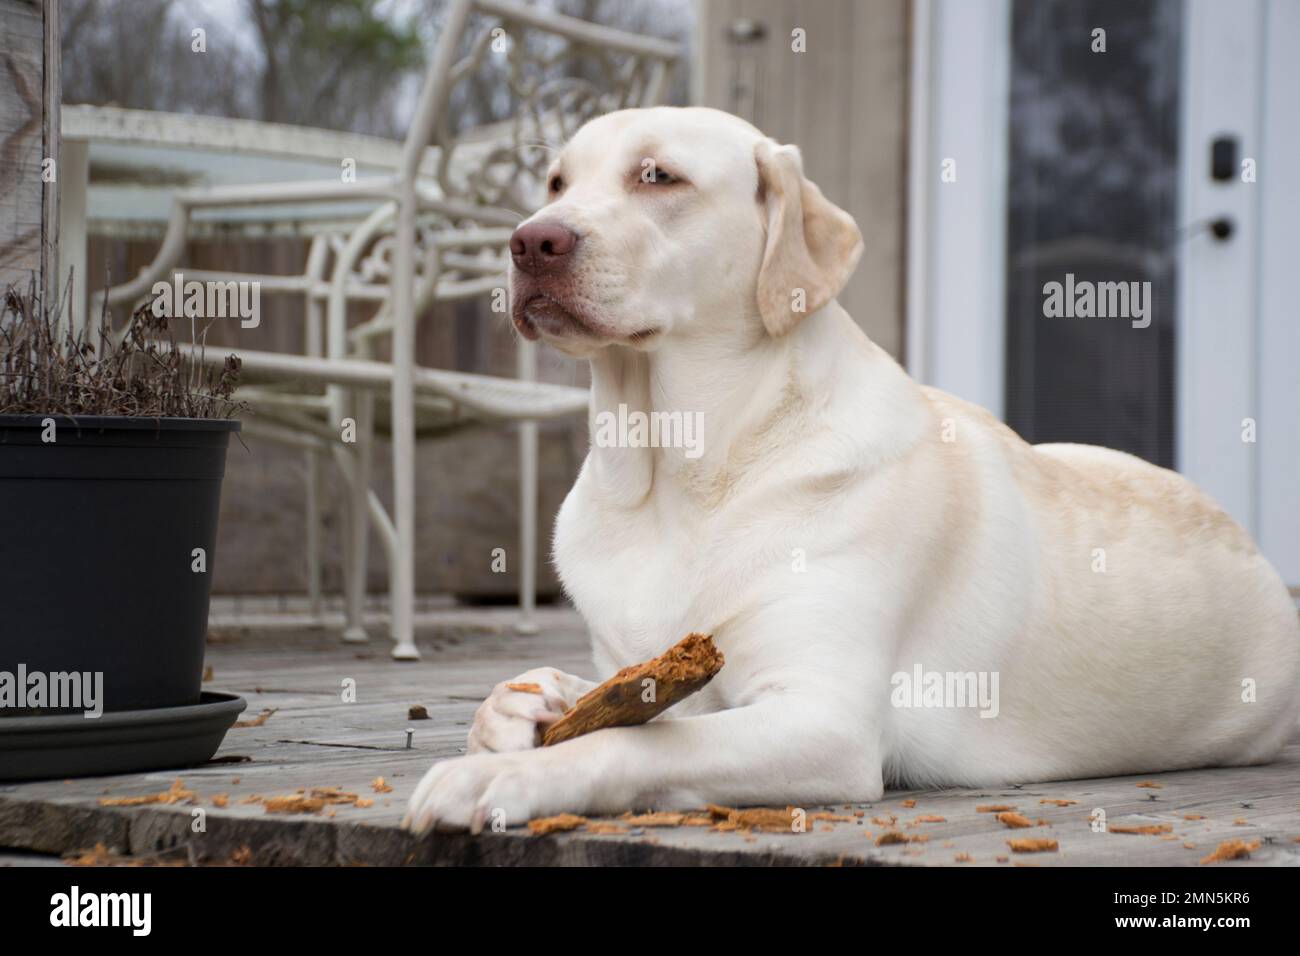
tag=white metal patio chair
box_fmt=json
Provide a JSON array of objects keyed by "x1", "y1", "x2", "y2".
[{"x1": 95, "y1": 0, "x2": 680, "y2": 659}]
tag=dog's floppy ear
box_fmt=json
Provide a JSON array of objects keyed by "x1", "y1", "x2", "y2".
[{"x1": 754, "y1": 140, "x2": 863, "y2": 337}]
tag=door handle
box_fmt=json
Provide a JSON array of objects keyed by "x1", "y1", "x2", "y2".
[
  {"x1": 1194, "y1": 136, "x2": 1238, "y2": 240},
  {"x1": 1211, "y1": 135, "x2": 1238, "y2": 181},
  {"x1": 1173, "y1": 216, "x2": 1235, "y2": 245},
  {"x1": 1209, "y1": 216, "x2": 1234, "y2": 240}
]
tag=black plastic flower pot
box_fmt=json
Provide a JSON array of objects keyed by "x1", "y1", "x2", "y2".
[{"x1": 0, "y1": 415, "x2": 240, "y2": 716}]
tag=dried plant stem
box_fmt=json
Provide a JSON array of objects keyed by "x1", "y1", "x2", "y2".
[{"x1": 0, "y1": 279, "x2": 244, "y2": 419}]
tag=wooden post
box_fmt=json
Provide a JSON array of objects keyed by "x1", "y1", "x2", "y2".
[
  {"x1": 0, "y1": 0, "x2": 50, "y2": 297},
  {"x1": 694, "y1": 0, "x2": 910, "y2": 359},
  {"x1": 41, "y1": 0, "x2": 59, "y2": 313}
]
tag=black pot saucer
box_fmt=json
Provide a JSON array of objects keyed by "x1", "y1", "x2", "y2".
[{"x1": 0, "y1": 691, "x2": 247, "y2": 782}]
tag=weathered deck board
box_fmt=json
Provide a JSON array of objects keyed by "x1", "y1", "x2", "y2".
[{"x1": 2, "y1": 607, "x2": 1298, "y2": 866}]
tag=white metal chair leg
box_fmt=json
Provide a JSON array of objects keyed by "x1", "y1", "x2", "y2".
[
  {"x1": 516, "y1": 339, "x2": 540, "y2": 636},
  {"x1": 332, "y1": 387, "x2": 361, "y2": 640},
  {"x1": 342, "y1": 390, "x2": 375, "y2": 643},
  {"x1": 326, "y1": 209, "x2": 391, "y2": 646},
  {"x1": 303, "y1": 237, "x2": 328, "y2": 623},
  {"x1": 305, "y1": 448, "x2": 323, "y2": 621},
  {"x1": 389, "y1": 185, "x2": 420, "y2": 661}
]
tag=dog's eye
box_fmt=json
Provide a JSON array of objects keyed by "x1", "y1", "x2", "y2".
[
  {"x1": 647, "y1": 168, "x2": 677, "y2": 186},
  {"x1": 548, "y1": 174, "x2": 564, "y2": 194}
]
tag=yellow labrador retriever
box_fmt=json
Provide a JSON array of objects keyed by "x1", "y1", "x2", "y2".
[{"x1": 404, "y1": 107, "x2": 1300, "y2": 834}]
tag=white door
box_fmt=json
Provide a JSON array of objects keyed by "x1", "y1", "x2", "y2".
[
  {"x1": 911, "y1": 0, "x2": 1300, "y2": 587},
  {"x1": 1178, "y1": 0, "x2": 1300, "y2": 586}
]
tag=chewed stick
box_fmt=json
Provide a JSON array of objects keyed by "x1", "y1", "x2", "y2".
[{"x1": 540, "y1": 633, "x2": 724, "y2": 746}]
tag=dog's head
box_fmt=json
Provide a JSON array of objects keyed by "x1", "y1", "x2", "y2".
[{"x1": 509, "y1": 107, "x2": 862, "y2": 356}]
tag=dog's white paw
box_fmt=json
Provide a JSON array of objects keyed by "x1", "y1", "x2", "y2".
[
  {"x1": 467, "y1": 667, "x2": 593, "y2": 754},
  {"x1": 401, "y1": 751, "x2": 558, "y2": 835}
]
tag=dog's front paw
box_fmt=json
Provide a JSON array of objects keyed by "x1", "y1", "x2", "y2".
[
  {"x1": 401, "y1": 751, "x2": 568, "y2": 835},
  {"x1": 468, "y1": 667, "x2": 594, "y2": 754}
]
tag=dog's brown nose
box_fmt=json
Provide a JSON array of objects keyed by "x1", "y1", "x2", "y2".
[{"x1": 510, "y1": 222, "x2": 578, "y2": 274}]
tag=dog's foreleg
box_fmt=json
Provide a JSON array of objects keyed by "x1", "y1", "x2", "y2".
[
  {"x1": 404, "y1": 693, "x2": 883, "y2": 833},
  {"x1": 553, "y1": 694, "x2": 885, "y2": 811}
]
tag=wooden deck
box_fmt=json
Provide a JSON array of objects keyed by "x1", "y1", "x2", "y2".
[{"x1": 2, "y1": 607, "x2": 1298, "y2": 867}]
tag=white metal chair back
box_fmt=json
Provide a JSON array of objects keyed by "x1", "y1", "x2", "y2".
[
  {"x1": 423, "y1": 0, "x2": 679, "y2": 210},
  {"x1": 89, "y1": 0, "x2": 682, "y2": 658}
]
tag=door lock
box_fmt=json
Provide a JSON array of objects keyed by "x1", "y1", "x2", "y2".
[{"x1": 1210, "y1": 135, "x2": 1238, "y2": 182}]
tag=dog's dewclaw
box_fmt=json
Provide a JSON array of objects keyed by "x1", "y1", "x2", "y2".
[{"x1": 541, "y1": 632, "x2": 724, "y2": 746}]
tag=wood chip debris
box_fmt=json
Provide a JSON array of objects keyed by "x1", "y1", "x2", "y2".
[
  {"x1": 620, "y1": 811, "x2": 689, "y2": 827},
  {"x1": 1039, "y1": 799, "x2": 1077, "y2": 807},
  {"x1": 527, "y1": 813, "x2": 587, "y2": 835},
  {"x1": 1200, "y1": 839, "x2": 1260, "y2": 865},
  {"x1": 1006, "y1": 838, "x2": 1058, "y2": 853},
  {"x1": 63, "y1": 843, "x2": 187, "y2": 868},
  {"x1": 1109, "y1": 823, "x2": 1173, "y2": 835},
  {"x1": 371, "y1": 777, "x2": 393, "y2": 794},
  {"x1": 506, "y1": 682, "x2": 545, "y2": 694},
  {"x1": 98, "y1": 778, "x2": 196, "y2": 807},
  {"x1": 526, "y1": 796, "x2": 1011, "y2": 842},
  {"x1": 233, "y1": 707, "x2": 277, "y2": 728},
  {"x1": 229, "y1": 846, "x2": 254, "y2": 866},
  {"x1": 541, "y1": 632, "x2": 724, "y2": 746},
  {"x1": 531, "y1": 803, "x2": 848, "y2": 837},
  {"x1": 259, "y1": 787, "x2": 376, "y2": 814},
  {"x1": 263, "y1": 795, "x2": 326, "y2": 815},
  {"x1": 64, "y1": 843, "x2": 117, "y2": 866},
  {"x1": 707, "y1": 804, "x2": 798, "y2": 833},
  {"x1": 1136, "y1": 781, "x2": 1163, "y2": 789},
  {"x1": 407, "y1": 704, "x2": 429, "y2": 720},
  {"x1": 997, "y1": 811, "x2": 1035, "y2": 829},
  {"x1": 584, "y1": 821, "x2": 629, "y2": 835},
  {"x1": 976, "y1": 804, "x2": 1016, "y2": 813}
]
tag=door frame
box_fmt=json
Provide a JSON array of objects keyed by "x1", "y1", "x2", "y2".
[
  {"x1": 1179, "y1": 0, "x2": 1300, "y2": 585},
  {"x1": 908, "y1": 0, "x2": 1300, "y2": 585},
  {"x1": 906, "y1": 0, "x2": 1010, "y2": 420},
  {"x1": 1176, "y1": 0, "x2": 1262, "y2": 542},
  {"x1": 1254, "y1": 0, "x2": 1300, "y2": 587}
]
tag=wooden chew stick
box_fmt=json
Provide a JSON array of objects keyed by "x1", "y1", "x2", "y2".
[{"x1": 541, "y1": 632, "x2": 724, "y2": 746}]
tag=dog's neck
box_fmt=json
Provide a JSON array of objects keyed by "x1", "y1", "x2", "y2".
[{"x1": 585, "y1": 302, "x2": 870, "y2": 509}]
